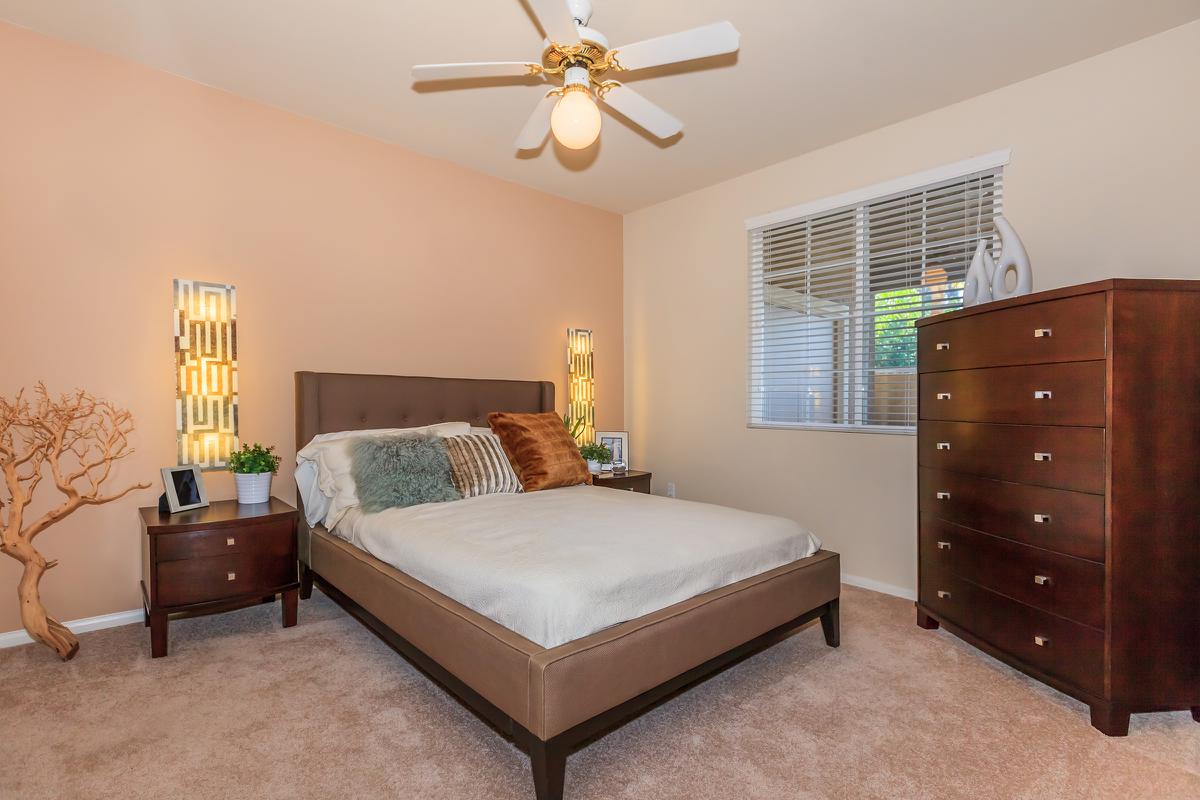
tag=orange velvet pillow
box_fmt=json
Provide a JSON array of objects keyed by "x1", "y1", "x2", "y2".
[{"x1": 487, "y1": 411, "x2": 591, "y2": 492}]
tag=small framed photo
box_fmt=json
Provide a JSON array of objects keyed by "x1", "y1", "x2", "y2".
[
  {"x1": 160, "y1": 465, "x2": 209, "y2": 513},
  {"x1": 594, "y1": 431, "x2": 629, "y2": 471}
]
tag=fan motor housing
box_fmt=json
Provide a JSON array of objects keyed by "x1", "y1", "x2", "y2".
[{"x1": 542, "y1": 38, "x2": 608, "y2": 72}]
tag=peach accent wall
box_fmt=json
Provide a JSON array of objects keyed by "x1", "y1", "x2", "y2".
[
  {"x1": 0, "y1": 23, "x2": 623, "y2": 634},
  {"x1": 624, "y1": 22, "x2": 1200, "y2": 598}
]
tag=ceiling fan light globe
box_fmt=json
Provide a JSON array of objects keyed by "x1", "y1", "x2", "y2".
[{"x1": 550, "y1": 89, "x2": 601, "y2": 149}]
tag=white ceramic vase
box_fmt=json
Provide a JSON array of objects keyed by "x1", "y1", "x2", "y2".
[
  {"x1": 963, "y1": 216, "x2": 1033, "y2": 307},
  {"x1": 964, "y1": 240, "x2": 996, "y2": 307},
  {"x1": 989, "y1": 215, "x2": 1033, "y2": 301},
  {"x1": 235, "y1": 472, "x2": 272, "y2": 504}
]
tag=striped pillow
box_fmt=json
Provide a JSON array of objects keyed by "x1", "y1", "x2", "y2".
[{"x1": 444, "y1": 434, "x2": 523, "y2": 497}]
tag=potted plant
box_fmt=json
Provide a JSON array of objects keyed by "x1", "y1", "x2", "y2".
[
  {"x1": 579, "y1": 442, "x2": 613, "y2": 473},
  {"x1": 228, "y1": 442, "x2": 282, "y2": 504}
]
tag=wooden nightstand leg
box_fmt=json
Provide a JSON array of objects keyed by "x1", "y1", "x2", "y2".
[
  {"x1": 149, "y1": 610, "x2": 168, "y2": 658},
  {"x1": 282, "y1": 588, "x2": 298, "y2": 628}
]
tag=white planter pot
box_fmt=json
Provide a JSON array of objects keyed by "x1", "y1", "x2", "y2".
[
  {"x1": 586, "y1": 459, "x2": 601, "y2": 473},
  {"x1": 235, "y1": 472, "x2": 272, "y2": 504}
]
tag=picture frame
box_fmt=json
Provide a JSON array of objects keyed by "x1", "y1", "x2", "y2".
[
  {"x1": 160, "y1": 465, "x2": 209, "y2": 513},
  {"x1": 594, "y1": 431, "x2": 629, "y2": 471}
]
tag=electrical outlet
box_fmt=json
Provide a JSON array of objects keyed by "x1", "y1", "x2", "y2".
[{"x1": 666, "y1": 482, "x2": 676, "y2": 498}]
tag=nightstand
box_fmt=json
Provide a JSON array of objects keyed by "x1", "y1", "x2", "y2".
[
  {"x1": 139, "y1": 497, "x2": 299, "y2": 658},
  {"x1": 592, "y1": 470, "x2": 652, "y2": 493}
]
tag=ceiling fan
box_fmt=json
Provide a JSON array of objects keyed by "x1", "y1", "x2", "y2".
[{"x1": 411, "y1": 0, "x2": 740, "y2": 151}]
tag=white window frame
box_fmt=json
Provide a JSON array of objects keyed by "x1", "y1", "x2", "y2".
[{"x1": 746, "y1": 149, "x2": 1011, "y2": 435}]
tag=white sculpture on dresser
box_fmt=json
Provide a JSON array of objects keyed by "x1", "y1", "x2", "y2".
[
  {"x1": 963, "y1": 240, "x2": 996, "y2": 306},
  {"x1": 963, "y1": 215, "x2": 1033, "y2": 307}
]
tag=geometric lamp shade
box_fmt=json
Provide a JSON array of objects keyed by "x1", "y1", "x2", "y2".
[
  {"x1": 173, "y1": 279, "x2": 239, "y2": 469},
  {"x1": 566, "y1": 328, "x2": 595, "y2": 443}
]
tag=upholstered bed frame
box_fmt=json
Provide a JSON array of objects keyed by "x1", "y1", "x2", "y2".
[{"x1": 294, "y1": 371, "x2": 841, "y2": 800}]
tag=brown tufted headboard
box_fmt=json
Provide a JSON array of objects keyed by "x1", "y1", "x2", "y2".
[{"x1": 293, "y1": 371, "x2": 554, "y2": 560}]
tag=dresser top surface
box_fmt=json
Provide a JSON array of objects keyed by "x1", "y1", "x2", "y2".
[{"x1": 915, "y1": 279, "x2": 1200, "y2": 328}]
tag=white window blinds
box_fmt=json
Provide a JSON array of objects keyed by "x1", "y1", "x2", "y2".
[{"x1": 748, "y1": 160, "x2": 1004, "y2": 432}]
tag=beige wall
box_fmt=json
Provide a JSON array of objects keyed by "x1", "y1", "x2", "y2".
[
  {"x1": 624, "y1": 22, "x2": 1200, "y2": 596},
  {"x1": 0, "y1": 23, "x2": 623, "y2": 633}
]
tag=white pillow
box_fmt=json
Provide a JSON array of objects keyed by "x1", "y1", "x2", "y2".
[{"x1": 295, "y1": 422, "x2": 470, "y2": 529}]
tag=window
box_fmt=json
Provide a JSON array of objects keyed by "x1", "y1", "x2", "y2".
[{"x1": 748, "y1": 152, "x2": 1007, "y2": 432}]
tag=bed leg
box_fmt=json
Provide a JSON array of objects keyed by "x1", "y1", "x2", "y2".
[
  {"x1": 819, "y1": 598, "x2": 840, "y2": 648},
  {"x1": 300, "y1": 564, "x2": 314, "y2": 600},
  {"x1": 529, "y1": 737, "x2": 567, "y2": 800}
]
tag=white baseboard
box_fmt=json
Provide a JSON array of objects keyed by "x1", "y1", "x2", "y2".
[
  {"x1": 0, "y1": 608, "x2": 144, "y2": 650},
  {"x1": 842, "y1": 573, "x2": 917, "y2": 601}
]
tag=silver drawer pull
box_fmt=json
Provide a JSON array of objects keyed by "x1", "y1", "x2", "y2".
[
  {"x1": 936, "y1": 392, "x2": 951, "y2": 400},
  {"x1": 936, "y1": 442, "x2": 951, "y2": 451},
  {"x1": 937, "y1": 590, "x2": 951, "y2": 600},
  {"x1": 936, "y1": 491, "x2": 951, "y2": 500},
  {"x1": 936, "y1": 342, "x2": 950, "y2": 351},
  {"x1": 227, "y1": 572, "x2": 237, "y2": 581},
  {"x1": 1033, "y1": 635, "x2": 1050, "y2": 647},
  {"x1": 226, "y1": 536, "x2": 236, "y2": 546},
  {"x1": 1033, "y1": 513, "x2": 1052, "y2": 524},
  {"x1": 937, "y1": 541, "x2": 951, "y2": 550},
  {"x1": 1034, "y1": 574, "x2": 1052, "y2": 586},
  {"x1": 1033, "y1": 452, "x2": 1052, "y2": 462},
  {"x1": 1034, "y1": 328, "x2": 1052, "y2": 338},
  {"x1": 1033, "y1": 390, "x2": 1053, "y2": 399}
]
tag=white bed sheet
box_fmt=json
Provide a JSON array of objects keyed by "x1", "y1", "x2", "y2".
[{"x1": 334, "y1": 485, "x2": 821, "y2": 648}]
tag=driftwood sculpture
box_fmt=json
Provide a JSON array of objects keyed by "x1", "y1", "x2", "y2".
[{"x1": 0, "y1": 385, "x2": 149, "y2": 659}]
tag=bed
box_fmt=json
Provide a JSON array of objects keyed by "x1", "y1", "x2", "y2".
[{"x1": 294, "y1": 371, "x2": 841, "y2": 800}]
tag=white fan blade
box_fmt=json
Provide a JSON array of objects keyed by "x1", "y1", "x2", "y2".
[
  {"x1": 515, "y1": 93, "x2": 559, "y2": 149},
  {"x1": 528, "y1": 0, "x2": 580, "y2": 45},
  {"x1": 412, "y1": 62, "x2": 538, "y2": 81},
  {"x1": 600, "y1": 84, "x2": 682, "y2": 139},
  {"x1": 611, "y1": 21, "x2": 740, "y2": 71}
]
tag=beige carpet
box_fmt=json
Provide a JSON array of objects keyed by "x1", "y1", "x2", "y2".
[{"x1": 1, "y1": 585, "x2": 1197, "y2": 799}]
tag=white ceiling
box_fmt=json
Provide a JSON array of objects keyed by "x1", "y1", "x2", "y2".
[{"x1": 3, "y1": 1, "x2": 1198, "y2": 213}]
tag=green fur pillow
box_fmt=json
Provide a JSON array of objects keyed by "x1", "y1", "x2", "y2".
[{"x1": 350, "y1": 435, "x2": 462, "y2": 513}]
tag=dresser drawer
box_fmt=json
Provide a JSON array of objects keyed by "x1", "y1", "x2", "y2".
[
  {"x1": 921, "y1": 515, "x2": 1105, "y2": 629},
  {"x1": 919, "y1": 568, "x2": 970, "y2": 630},
  {"x1": 155, "y1": 519, "x2": 295, "y2": 562},
  {"x1": 156, "y1": 553, "x2": 296, "y2": 607},
  {"x1": 919, "y1": 467, "x2": 1105, "y2": 562},
  {"x1": 966, "y1": 581, "x2": 1104, "y2": 697},
  {"x1": 917, "y1": 421, "x2": 1105, "y2": 494},
  {"x1": 919, "y1": 362, "x2": 1106, "y2": 426},
  {"x1": 917, "y1": 292, "x2": 1107, "y2": 372}
]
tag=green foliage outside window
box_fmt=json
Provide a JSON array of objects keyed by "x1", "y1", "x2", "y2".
[{"x1": 873, "y1": 284, "x2": 964, "y2": 369}]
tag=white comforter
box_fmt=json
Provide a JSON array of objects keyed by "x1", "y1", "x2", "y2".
[{"x1": 335, "y1": 484, "x2": 821, "y2": 648}]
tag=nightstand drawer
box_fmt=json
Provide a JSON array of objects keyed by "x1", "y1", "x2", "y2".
[
  {"x1": 157, "y1": 553, "x2": 296, "y2": 607},
  {"x1": 155, "y1": 520, "x2": 294, "y2": 562}
]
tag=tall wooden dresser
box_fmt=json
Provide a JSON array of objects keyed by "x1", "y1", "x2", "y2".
[{"x1": 914, "y1": 279, "x2": 1200, "y2": 735}]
